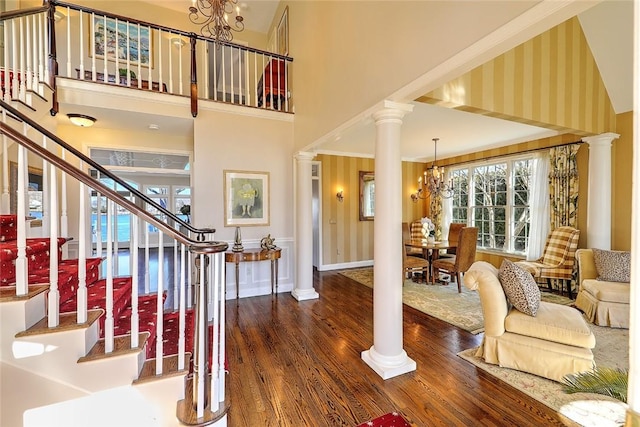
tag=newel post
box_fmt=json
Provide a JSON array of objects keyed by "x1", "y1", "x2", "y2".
[
  {"x1": 190, "y1": 34, "x2": 198, "y2": 118},
  {"x1": 45, "y1": 0, "x2": 59, "y2": 116}
]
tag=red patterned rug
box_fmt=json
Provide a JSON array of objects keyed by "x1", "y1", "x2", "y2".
[{"x1": 356, "y1": 412, "x2": 412, "y2": 427}]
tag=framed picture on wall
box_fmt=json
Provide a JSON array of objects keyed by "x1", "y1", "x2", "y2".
[
  {"x1": 224, "y1": 170, "x2": 270, "y2": 226},
  {"x1": 90, "y1": 16, "x2": 152, "y2": 67},
  {"x1": 277, "y1": 6, "x2": 289, "y2": 56}
]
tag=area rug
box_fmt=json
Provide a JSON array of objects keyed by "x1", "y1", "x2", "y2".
[
  {"x1": 356, "y1": 411, "x2": 413, "y2": 427},
  {"x1": 338, "y1": 267, "x2": 573, "y2": 335},
  {"x1": 458, "y1": 324, "x2": 629, "y2": 425}
]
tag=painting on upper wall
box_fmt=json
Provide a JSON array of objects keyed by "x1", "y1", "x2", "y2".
[
  {"x1": 224, "y1": 170, "x2": 270, "y2": 227},
  {"x1": 90, "y1": 16, "x2": 152, "y2": 67}
]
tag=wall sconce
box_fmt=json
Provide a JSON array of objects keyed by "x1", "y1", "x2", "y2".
[{"x1": 336, "y1": 190, "x2": 344, "y2": 202}]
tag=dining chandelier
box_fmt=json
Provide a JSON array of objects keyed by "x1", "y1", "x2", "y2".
[
  {"x1": 189, "y1": 0, "x2": 245, "y2": 43},
  {"x1": 411, "y1": 138, "x2": 454, "y2": 201}
]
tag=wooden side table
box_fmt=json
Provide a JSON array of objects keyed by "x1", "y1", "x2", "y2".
[{"x1": 225, "y1": 248, "x2": 282, "y2": 299}]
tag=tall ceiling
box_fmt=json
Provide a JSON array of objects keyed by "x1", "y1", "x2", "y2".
[
  {"x1": 315, "y1": 0, "x2": 634, "y2": 161},
  {"x1": 65, "y1": 1, "x2": 633, "y2": 163}
]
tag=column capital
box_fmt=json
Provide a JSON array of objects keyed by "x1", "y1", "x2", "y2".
[
  {"x1": 372, "y1": 101, "x2": 414, "y2": 123},
  {"x1": 294, "y1": 151, "x2": 316, "y2": 162},
  {"x1": 582, "y1": 132, "x2": 620, "y2": 146}
]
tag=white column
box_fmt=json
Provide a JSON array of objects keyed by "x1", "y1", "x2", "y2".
[
  {"x1": 361, "y1": 100, "x2": 415, "y2": 379},
  {"x1": 292, "y1": 151, "x2": 319, "y2": 301},
  {"x1": 626, "y1": 1, "x2": 640, "y2": 423},
  {"x1": 583, "y1": 132, "x2": 619, "y2": 249}
]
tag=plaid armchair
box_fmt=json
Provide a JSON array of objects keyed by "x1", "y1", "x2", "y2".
[{"x1": 515, "y1": 226, "x2": 580, "y2": 298}]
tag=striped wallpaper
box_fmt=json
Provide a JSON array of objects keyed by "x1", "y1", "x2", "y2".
[
  {"x1": 317, "y1": 154, "x2": 427, "y2": 265},
  {"x1": 418, "y1": 17, "x2": 616, "y2": 136}
]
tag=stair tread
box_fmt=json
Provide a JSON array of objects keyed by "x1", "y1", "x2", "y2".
[
  {"x1": 134, "y1": 353, "x2": 192, "y2": 384},
  {"x1": 16, "y1": 309, "x2": 104, "y2": 337},
  {"x1": 0, "y1": 284, "x2": 48, "y2": 302},
  {"x1": 78, "y1": 332, "x2": 150, "y2": 363}
]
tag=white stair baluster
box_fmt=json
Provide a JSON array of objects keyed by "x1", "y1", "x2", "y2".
[
  {"x1": 15, "y1": 145, "x2": 28, "y2": 296},
  {"x1": 11, "y1": 20, "x2": 18, "y2": 101},
  {"x1": 102, "y1": 15, "x2": 107, "y2": 79},
  {"x1": 25, "y1": 15, "x2": 33, "y2": 95},
  {"x1": 77, "y1": 178, "x2": 87, "y2": 324},
  {"x1": 47, "y1": 160, "x2": 60, "y2": 327},
  {"x1": 31, "y1": 15, "x2": 38, "y2": 92},
  {"x1": 91, "y1": 13, "x2": 96, "y2": 79},
  {"x1": 3, "y1": 21, "x2": 10, "y2": 102},
  {"x1": 96, "y1": 189, "x2": 102, "y2": 258},
  {"x1": 168, "y1": 32, "x2": 173, "y2": 93},
  {"x1": 156, "y1": 233, "x2": 164, "y2": 374},
  {"x1": 105, "y1": 199, "x2": 114, "y2": 353},
  {"x1": 217, "y1": 251, "x2": 226, "y2": 403},
  {"x1": 131, "y1": 214, "x2": 139, "y2": 348},
  {"x1": 144, "y1": 221, "x2": 150, "y2": 293},
  {"x1": 158, "y1": 29, "x2": 163, "y2": 92},
  {"x1": 137, "y1": 24, "x2": 142, "y2": 89},
  {"x1": 173, "y1": 235, "x2": 178, "y2": 311},
  {"x1": 60, "y1": 151, "x2": 68, "y2": 259},
  {"x1": 178, "y1": 242, "x2": 186, "y2": 370},
  {"x1": 210, "y1": 251, "x2": 220, "y2": 412},
  {"x1": 41, "y1": 136, "x2": 49, "y2": 236},
  {"x1": 65, "y1": 8, "x2": 71, "y2": 77},
  {"x1": 1, "y1": 110, "x2": 9, "y2": 213},
  {"x1": 19, "y1": 17, "x2": 26, "y2": 102},
  {"x1": 114, "y1": 18, "x2": 119, "y2": 83}
]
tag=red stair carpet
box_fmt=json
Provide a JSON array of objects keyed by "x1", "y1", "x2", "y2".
[{"x1": 357, "y1": 412, "x2": 413, "y2": 427}]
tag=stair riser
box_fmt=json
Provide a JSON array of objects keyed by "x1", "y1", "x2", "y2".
[{"x1": 0, "y1": 294, "x2": 46, "y2": 342}]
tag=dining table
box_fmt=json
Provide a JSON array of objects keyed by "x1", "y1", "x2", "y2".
[{"x1": 405, "y1": 239, "x2": 457, "y2": 282}]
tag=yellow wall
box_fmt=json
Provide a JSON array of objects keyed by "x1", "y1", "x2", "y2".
[
  {"x1": 317, "y1": 155, "x2": 426, "y2": 265},
  {"x1": 283, "y1": 0, "x2": 539, "y2": 150},
  {"x1": 421, "y1": 17, "x2": 616, "y2": 136},
  {"x1": 613, "y1": 111, "x2": 633, "y2": 251}
]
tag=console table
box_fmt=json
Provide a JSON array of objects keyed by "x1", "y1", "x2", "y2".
[{"x1": 225, "y1": 248, "x2": 281, "y2": 299}]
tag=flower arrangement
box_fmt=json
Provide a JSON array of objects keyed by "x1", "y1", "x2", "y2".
[{"x1": 420, "y1": 217, "x2": 435, "y2": 238}]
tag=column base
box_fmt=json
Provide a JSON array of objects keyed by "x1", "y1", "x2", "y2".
[
  {"x1": 361, "y1": 346, "x2": 416, "y2": 380},
  {"x1": 291, "y1": 288, "x2": 319, "y2": 301}
]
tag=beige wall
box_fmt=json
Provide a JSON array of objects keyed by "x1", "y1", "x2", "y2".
[{"x1": 192, "y1": 109, "x2": 294, "y2": 243}]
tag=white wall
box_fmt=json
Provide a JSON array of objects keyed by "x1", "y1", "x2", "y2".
[{"x1": 192, "y1": 106, "x2": 294, "y2": 297}]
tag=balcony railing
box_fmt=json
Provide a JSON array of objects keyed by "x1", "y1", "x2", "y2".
[{"x1": 1, "y1": 1, "x2": 294, "y2": 116}]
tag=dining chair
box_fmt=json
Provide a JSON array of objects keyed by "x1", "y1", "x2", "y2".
[
  {"x1": 431, "y1": 227, "x2": 478, "y2": 292},
  {"x1": 403, "y1": 222, "x2": 424, "y2": 257},
  {"x1": 402, "y1": 241, "x2": 431, "y2": 283},
  {"x1": 439, "y1": 222, "x2": 466, "y2": 259}
]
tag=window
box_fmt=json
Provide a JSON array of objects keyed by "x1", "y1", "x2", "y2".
[{"x1": 450, "y1": 156, "x2": 534, "y2": 254}]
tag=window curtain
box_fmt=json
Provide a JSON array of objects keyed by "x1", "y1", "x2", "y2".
[
  {"x1": 441, "y1": 178, "x2": 453, "y2": 241},
  {"x1": 526, "y1": 152, "x2": 550, "y2": 260},
  {"x1": 549, "y1": 144, "x2": 580, "y2": 229},
  {"x1": 430, "y1": 192, "x2": 443, "y2": 241}
]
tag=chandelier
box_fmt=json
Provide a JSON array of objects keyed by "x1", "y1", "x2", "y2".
[
  {"x1": 411, "y1": 138, "x2": 454, "y2": 201},
  {"x1": 189, "y1": 0, "x2": 245, "y2": 43}
]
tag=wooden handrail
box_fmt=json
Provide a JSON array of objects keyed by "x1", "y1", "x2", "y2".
[
  {"x1": 0, "y1": 5, "x2": 48, "y2": 20},
  {"x1": 0, "y1": 100, "x2": 215, "y2": 238},
  {"x1": 0, "y1": 120, "x2": 227, "y2": 253},
  {"x1": 51, "y1": 0, "x2": 294, "y2": 61}
]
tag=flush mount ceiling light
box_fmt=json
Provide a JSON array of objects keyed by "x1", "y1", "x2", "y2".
[
  {"x1": 67, "y1": 114, "x2": 96, "y2": 127},
  {"x1": 170, "y1": 37, "x2": 186, "y2": 48}
]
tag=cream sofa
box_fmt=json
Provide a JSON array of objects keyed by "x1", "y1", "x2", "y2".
[
  {"x1": 464, "y1": 261, "x2": 596, "y2": 382},
  {"x1": 575, "y1": 249, "x2": 630, "y2": 328}
]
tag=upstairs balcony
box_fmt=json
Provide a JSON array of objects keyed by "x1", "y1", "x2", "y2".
[{"x1": 1, "y1": 1, "x2": 293, "y2": 117}]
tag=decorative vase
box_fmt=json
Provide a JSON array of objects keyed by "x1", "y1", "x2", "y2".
[{"x1": 427, "y1": 236, "x2": 435, "y2": 244}]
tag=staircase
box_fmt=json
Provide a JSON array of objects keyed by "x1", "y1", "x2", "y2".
[{"x1": 1, "y1": 3, "x2": 231, "y2": 423}]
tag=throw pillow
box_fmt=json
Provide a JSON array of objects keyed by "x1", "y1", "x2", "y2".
[
  {"x1": 498, "y1": 259, "x2": 541, "y2": 316},
  {"x1": 592, "y1": 248, "x2": 631, "y2": 283}
]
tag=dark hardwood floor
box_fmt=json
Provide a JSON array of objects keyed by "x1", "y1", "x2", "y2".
[{"x1": 226, "y1": 270, "x2": 565, "y2": 426}]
